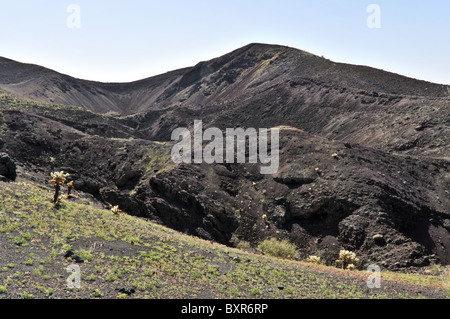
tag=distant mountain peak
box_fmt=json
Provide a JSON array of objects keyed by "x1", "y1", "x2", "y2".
[{"x1": 0, "y1": 43, "x2": 449, "y2": 114}]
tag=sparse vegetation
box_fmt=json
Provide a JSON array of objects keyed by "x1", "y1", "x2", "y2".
[
  {"x1": 20, "y1": 291, "x2": 34, "y2": 299},
  {"x1": 251, "y1": 288, "x2": 261, "y2": 296},
  {"x1": 426, "y1": 263, "x2": 442, "y2": 276},
  {"x1": 443, "y1": 266, "x2": 450, "y2": 298},
  {"x1": 0, "y1": 179, "x2": 447, "y2": 299},
  {"x1": 257, "y1": 238, "x2": 297, "y2": 260},
  {"x1": 74, "y1": 250, "x2": 93, "y2": 262},
  {"x1": 43, "y1": 288, "x2": 54, "y2": 296}
]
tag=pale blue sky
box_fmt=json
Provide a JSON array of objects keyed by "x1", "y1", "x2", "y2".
[{"x1": 0, "y1": 1, "x2": 449, "y2": 84}]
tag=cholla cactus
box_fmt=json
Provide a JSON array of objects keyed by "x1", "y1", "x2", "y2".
[
  {"x1": 262, "y1": 214, "x2": 270, "y2": 228},
  {"x1": 111, "y1": 205, "x2": 122, "y2": 215},
  {"x1": 50, "y1": 171, "x2": 69, "y2": 186},
  {"x1": 307, "y1": 255, "x2": 321, "y2": 265},
  {"x1": 66, "y1": 181, "x2": 74, "y2": 199},
  {"x1": 338, "y1": 249, "x2": 359, "y2": 270},
  {"x1": 49, "y1": 171, "x2": 70, "y2": 203}
]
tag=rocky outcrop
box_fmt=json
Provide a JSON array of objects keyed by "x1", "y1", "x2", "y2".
[
  {"x1": 137, "y1": 129, "x2": 450, "y2": 270},
  {"x1": 0, "y1": 153, "x2": 16, "y2": 181}
]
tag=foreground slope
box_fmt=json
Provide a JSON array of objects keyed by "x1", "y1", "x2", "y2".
[{"x1": 0, "y1": 179, "x2": 448, "y2": 299}]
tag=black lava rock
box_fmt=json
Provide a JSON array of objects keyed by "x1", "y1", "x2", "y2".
[{"x1": 0, "y1": 153, "x2": 16, "y2": 181}]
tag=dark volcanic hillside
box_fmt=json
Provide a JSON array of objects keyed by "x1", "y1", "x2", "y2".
[
  {"x1": 3, "y1": 44, "x2": 448, "y2": 158},
  {"x1": 148, "y1": 128, "x2": 450, "y2": 268},
  {"x1": 0, "y1": 43, "x2": 449, "y2": 271},
  {"x1": 0, "y1": 56, "x2": 190, "y2": 114},
  {"x1": 2, "y1": 43, "x2": 450, "y2": 111}
]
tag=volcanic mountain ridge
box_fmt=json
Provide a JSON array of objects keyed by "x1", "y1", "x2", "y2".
[{"x1": 0, "y1": 43, "x2": 449, "y2": 270}]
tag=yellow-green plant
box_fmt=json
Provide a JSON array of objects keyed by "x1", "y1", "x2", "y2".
[
  {"x1": 307, "y1": 255, "x2": 321, "y2": 265},
  {"x1": 347, "y1": 264, "x2": 356, "y2": 271},
  {"x1": 49, "y1": 171, "x2": 69, "y2": 203},
  {"x1": 111, "y1": 205, "x2": 122, "y2": 215},
  {"x1": 257, "y1": 238, "x2": 297, "y2": 260},
  {"x1": 443, "y1": 266, "x2": 450, "y2": 298}
]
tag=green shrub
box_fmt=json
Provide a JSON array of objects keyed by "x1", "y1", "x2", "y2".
[
  {"x1": 44, "y1": 288, "x2": 54, "y2": 296},
  {"x1": 74, "y1": 250, "x2": 93, "y2": 262},
  {"x1": 251, "y1": 288, "x2": 261, "y2": 296},
  {"x1": 443, "y1": 266, "x2": 450, "y2": 298},
  {"x1": 20, "y1": 292, "x2": 34, "y2": 299},
  {"x1": 426, "y1": 263, "x2": 442, "y2": 276},
  {"x1": 257, "y1": 238, "x2": 297, "y2": 260}
]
